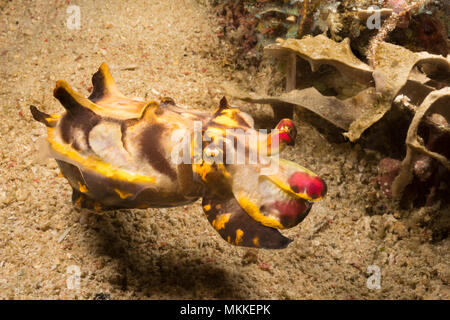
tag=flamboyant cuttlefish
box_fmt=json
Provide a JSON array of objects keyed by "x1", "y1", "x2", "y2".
[{"x1": 31, "y1": 63, "x2": 326, "y2": 249}]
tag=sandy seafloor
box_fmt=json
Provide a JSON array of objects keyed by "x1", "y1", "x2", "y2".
[{"x1": 0, "y1": 0, "x2": 448, "y2": 299}]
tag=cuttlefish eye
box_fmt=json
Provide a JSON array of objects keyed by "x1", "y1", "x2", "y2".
[
  {"x1": 275, "y1": 119, "x2": 297, "y2": 146},
  {"x1": 288, "y1": 171, "x2": 327, "y2": 199}
]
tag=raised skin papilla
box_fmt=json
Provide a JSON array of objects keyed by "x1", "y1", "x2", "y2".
[{"x1": 31, "y1": 63, "x2": 327, "y2": 249}]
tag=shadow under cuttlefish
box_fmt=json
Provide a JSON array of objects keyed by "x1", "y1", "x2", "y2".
[{"x1": 78, "y1": 207, "x2": 250, "y2": 299}]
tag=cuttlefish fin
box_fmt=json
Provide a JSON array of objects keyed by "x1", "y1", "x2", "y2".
[
  {"x1": 202, "y1": 192, "x2": 292, "y2": 249},
  {"x1": 88, "y1": 62, "x2": 125, "y2": 102}
]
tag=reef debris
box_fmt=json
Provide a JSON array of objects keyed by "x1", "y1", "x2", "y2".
[{"x1": 225, "y1": 34, "x2": 449, "y2": 142}]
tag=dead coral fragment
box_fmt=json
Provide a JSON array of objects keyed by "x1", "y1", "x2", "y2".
[
  {"x1": 265, "y1": 35, "x2": 373, "y2": 85},
  {"x1": 346, "y1": 42, "x2": 450, "y2": 141},
  {"x1": 228, "y1": 34, "x2": 449, "y2": 143},
  {"x1": 224, "y1": 84, "x2": 376, "y2": 131},
  {"x1": 392, "y1": 87, "x2": 450, "y2": 200}
]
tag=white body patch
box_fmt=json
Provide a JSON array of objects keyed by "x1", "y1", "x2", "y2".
[{"x1": 89, "y1": 121, "x2": 132, "y2": 168}]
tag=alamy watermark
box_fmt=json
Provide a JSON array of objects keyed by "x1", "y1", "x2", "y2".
[
  {"x1": 366, "y1": 265, "x2": 381, "y2": 290},
  {"x1": 66, "y1": 5, "x2": 81, "y2": 30},
  {"x1": 170, "y1": 121, "x2": 282, "y2": 175},
  {"x1": 66, "y1": 265, "x2": 81, "y2": 291},
  {"x1": 366, "y1": 6, "x2": 382, "y2": 30}
]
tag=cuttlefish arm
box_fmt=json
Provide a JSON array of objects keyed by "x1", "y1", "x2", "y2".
[{"x1": 202, "y1": 192, "x2": 292, "y2": 249}]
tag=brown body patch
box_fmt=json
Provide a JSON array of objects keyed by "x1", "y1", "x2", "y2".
[
  {"x1": 30, "y1": 106, "x2": 56, "y2": 128},
  {"x1": 88, "y1": 64, "x2": 111, "y2": 102},
  {"x1": 139, "y1": 124, "x2": 177, "y2": 180},
  {"x1": 54, "y1": 85, "x2": 101, "y2": 149}
]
